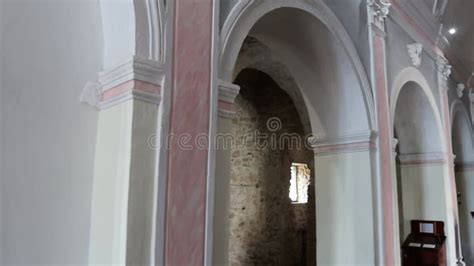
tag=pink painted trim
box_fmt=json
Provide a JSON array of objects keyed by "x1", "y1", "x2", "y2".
[
  {"x1": 101, "y1": 80, "x2": 161, "y2": 101},
  {"x1": 373, "y1": 35, "x2": 395, "y2": 264},
  {"x1": 164, "y1": 0, "x2": 213, "y2": 265},
  {"x1": 314, "y1": 141, "x2": 376, "y2": 154},
  {"x1": 217, "y1": 100, "x2": 233, "y2": 111},
  {"x1": 134, "y1": 80, "x2": 162, "y2": 94}
]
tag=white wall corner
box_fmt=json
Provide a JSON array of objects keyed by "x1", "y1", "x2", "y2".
[{"x1": 310, "y1": 130, "x2": 379, "y2": 155}]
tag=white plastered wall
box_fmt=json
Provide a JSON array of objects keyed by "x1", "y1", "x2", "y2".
[
  {"x1": 0, "y1": 0, "x2": 102, "y2": 264},
  {"x1": 89, "y1": 99, "x2": 159, "y2": 265},
  {"x1": 99, "y1": 0, "x2": 135, "y2": 68},
  {"x1": 315, "y1": 150, "x2": 376, "y2": 265},
  {"x1": 397, "y1": 164, "x2": 449, "y2": 239},
  {"x1": 451, "y1": 105, "x2": 474, "y2": 265},
  {"x1": 89, "y1": 101, "x2": 133, "y2": 264}
]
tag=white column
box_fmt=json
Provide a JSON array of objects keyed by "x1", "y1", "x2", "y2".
[
  {"x1": 367, "y1": 0, "x2": 398, "y2": 264},
  {"x1": 437, "y1": 55, "x2": 464, "y2": 265},
  {"x1": 212, "y1": 80, "x2": 240, "y2": 266},
  {"x1": 87, "y1": 57, "x2": 164, "y2": 265},
  {"x1": 391, "y1": 138, "x2": 402, "y2": 265},
  {"x1": 454, "y1": 161, "x2": 474, "y2": 264},
  {"x1": 311, "y1": 131, "x2": 378, "y2": 265}
]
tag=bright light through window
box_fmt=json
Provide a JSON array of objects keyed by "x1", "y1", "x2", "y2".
[{"x1": 289, "y1": 163, "x2": 310, "y2": 204}]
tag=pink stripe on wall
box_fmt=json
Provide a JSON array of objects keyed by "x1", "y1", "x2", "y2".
[
  {"x1": 101, "y1": 80, "x2": 161, "y2": 101},
  {"x1": 165, "y1": 0, "x2": 213, "y2": 265},
  {"x1": 374, "y1": 36, "x2": 395, "y2": 264},
  {"x1": 218, "y1": 100, "x2": 233, "y2": 112}
]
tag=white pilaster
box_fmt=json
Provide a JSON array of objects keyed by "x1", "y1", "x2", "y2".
[
  {"x1": 212, "y1": 80, "x2": 240, "y2": 266},
  {"x1": 310, "y1": 131, "x2": 378, "y2": 265},
  {"x1": 88, "y1": 57, "x2": 164, "y2": 265},
  {"x1": 437, "y1": 54, "x2": 465, "y2": 265}
]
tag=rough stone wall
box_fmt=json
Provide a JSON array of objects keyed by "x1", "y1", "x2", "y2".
[{"x1": 228, "y1": 69, "x2": 315, "y2": 266}]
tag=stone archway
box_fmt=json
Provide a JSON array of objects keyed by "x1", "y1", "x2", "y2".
[
  {"x1": 214, "y1": 3, "x2": 378, "y2": 265},
  {"x1": 390, "y1": 70, "x2": 456, "y2": 263},
  {"x1": 227, "y1": 68, "x2": 316, "y2": 265}
]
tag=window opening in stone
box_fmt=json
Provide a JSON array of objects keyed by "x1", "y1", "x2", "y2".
[{"x1": 289, "y1": 163, "x2": 310, "y2": 204}]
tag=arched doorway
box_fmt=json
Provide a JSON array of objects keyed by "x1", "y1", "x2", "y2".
[
  {"x1": 391, "y1": 77, "x2": 456, "y2": 262},
  {"x1": 214, "y1": 3, "x2": 378, "y2": 265},
  {"x1": 451, "y1": 102, "x2": 474, "y2": 264},
  {"x1": 227, "y1": 67, "x2": 315, "y2": 265}
]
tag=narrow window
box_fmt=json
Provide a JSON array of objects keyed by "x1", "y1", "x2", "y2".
[{"x1": 289, "y1": 163, "x2": 310, "y2": 204}]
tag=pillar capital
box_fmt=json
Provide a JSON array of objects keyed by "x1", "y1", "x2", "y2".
[
  {"x1": 368, "y1": 0, "x2": 391, "y2": 35},
  {"x1": 436, "y1": 55, "x2": 452, "y2": 82},
  {"x1": 309, "y1": 130, "x2": 378, "y2": 156},
  {"x1": 218, "y1": 80, "x2": 240, "y2": 119}
]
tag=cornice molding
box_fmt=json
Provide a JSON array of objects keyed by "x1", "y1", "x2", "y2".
[
  {"x1": 398, "y1": 152, "x2": 447, "y2": 165},
  {"x1": 218, "y1": 80, "x2": 240, "y2": 119},
  {"x1": 99, "y1": 56, "x2": 165, "y2": 91},
  {"x1": 98, "y1": 80, "x2": 161, "y2": 110},
  {"x1": 81, "y1": 57, "x2": 164, "y2": 110},
  {"x1": 218, "y1": 80, "x2": 240, "y2": 104},
  {"x1": 310, "y1": 130, "x2": 378, "y2": 155}
]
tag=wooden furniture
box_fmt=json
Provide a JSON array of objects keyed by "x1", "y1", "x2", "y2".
[{"x1": 401, "y1": 220, "x2": 446, "y2": 266}]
